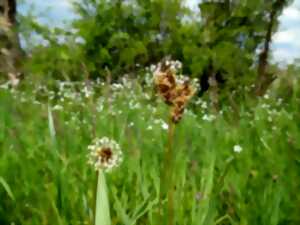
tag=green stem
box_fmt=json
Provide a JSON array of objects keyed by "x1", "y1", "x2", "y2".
[
  {"x1": 94, "y1": 170, "x2": 111, "y2": 225},
  {"x1": 93, "y1": 171, "x2": 98, "y2": 224},
  {"x1": 159, "y1": 114, "x2": 176, "y2": 225},
  {"x1": 166, "y1": 119, "x2": 175, "y2": 225}
]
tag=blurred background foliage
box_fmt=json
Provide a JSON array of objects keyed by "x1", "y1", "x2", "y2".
[
  {"x1": 0, "y1": 0, "x2": 296, "y2": 99},
  {"x1": 1, "y1": 1, "x2": 300, "y2": 224}
]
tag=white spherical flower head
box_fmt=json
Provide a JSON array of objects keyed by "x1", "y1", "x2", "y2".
[
  {"x1": 88, "y1": 137, "x2": 123, "y2": 172},
  {"x1": 233, "y1": 145, "x2": 243, "y2": 153}
]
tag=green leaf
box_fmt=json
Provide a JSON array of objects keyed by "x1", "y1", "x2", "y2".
[
  {"x1": 0, "y1": 115, "x2": 4, "y2": 142},
  {"x1": 95, "y1": 171, "x2": 111, "y2": 225},
  {"x1": 0, "y1": 177, "x2": 15, "y2": 201},
  {"x1": 48, "y1": 105, "x2": 56, "y2": 143}
]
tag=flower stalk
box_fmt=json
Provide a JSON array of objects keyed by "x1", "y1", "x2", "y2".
[
  {"x1": 165, "y1": 117, "x2": 175, "y2": 225},
  {"x1": 154, "y1": 59, "x2": 195, "y2": 225},
  {"x1": 95, "y1": 170, "x2": 111, "y2": 225},
  {"x1": 88, "y1": 137, "x2": 123, "y2": 225}
]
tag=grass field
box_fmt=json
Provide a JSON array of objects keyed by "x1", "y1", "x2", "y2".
[{"x1": 1, "y1": 76, "x2": 300, "y2": 225}]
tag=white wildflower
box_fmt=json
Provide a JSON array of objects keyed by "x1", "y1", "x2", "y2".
[
  {"x1": 153, "y1": 119, "x2": 169, "y2": 130},
  {"x1": 96, "y1": 98, "x2": 105, "y2": 112},
  {"x1": 75, "y1": 36, "x2": 85, "y2": 44},
  {"x1": 33, "y1": 100, "x2": 41, "y2": 105},
  {"x1": 233, "y1": 145, "x2": 243, "y2": 153},
  {"x1": 82, "y1": 86, "x2": 94, "y2": 98},
  {"x1": 111, "y1": 83, "x2": 124, "y2": 91},
  {"x1": 195, "y1": 98, "x2": 202, "y2": 105},
  {"x1": 202, "y1": 114, "x2": 216, "y2": 122},
  {"x1": 169, "y1": 60, "x2": 182, "y2": 71},
  {"x1": 87, "y1": 137, "x2": 123, "y2": 172},
  {"x1": 129, "y1": 101, "x2": 141, "y2": 110},
  {"x1": 53, "y1": 105, "x2": 63, "y2": 111},
  {"x1": 144, "y1": 93, "x2": 151, "y2": 100},
  {"x1": 261, "y1": 103, "x2": 270, "y2": 109},
  {"x1": 150, "y1": 64, "x2": 156, "y2": 72},
  {"x1": 161, "y1": 122, "x2": 169, "y2": 130},
  {"x1": 176, "y1": 74, "x2": 190, "y2": 85},
  {"x1": 0, "y1": 82, "x2": 9, "y2": 89},
  {"x1": 147, "y1": 125, "x2": 153, "y2": 130},
  {"x1": 201, "y1": 101, "x2": 207, "y2": 109}
]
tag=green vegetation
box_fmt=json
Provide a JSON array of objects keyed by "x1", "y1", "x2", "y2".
[
  {"x1": 1, "y1": 71, "x2": 300, "y2": 224},
  {"x1": 20, "y1": 0, "x2": 291, "y2": 89},
  {"x1": 1, "y1": 0, "x2": 300, "y2": 224}
]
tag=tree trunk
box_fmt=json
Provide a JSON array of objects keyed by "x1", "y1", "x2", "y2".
[
  {"x1": 255, "y1": 0, "x2": 287, "y2": 96},
  {"x1": 0, "y1": 0, "x2": 22, "y2": 84},
  {"x1": 1, "y1": 0, "x2": 16, "y2": 24}
]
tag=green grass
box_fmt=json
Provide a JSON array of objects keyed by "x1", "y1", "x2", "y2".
[{"x1": 0, "y1": 78, "x2": 300, "y2": 225}]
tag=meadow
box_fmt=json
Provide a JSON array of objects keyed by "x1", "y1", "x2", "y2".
[{"x1": 1, "y1": 68, "x2": 300, "y2": 225}]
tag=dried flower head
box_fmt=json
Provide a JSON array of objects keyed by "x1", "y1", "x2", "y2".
[
  {"x1": 154, "y1": 60, "x2": 196, "y2": 123},
  {"x1": 154, "y1": 65, "x2": 177, "y2": 105},
  {"x1": 88, "y1": 137, "x2": 123, "y2": 172},
  {"x1": 170, "y1": 82, "x2": 195, "y2": 123}
]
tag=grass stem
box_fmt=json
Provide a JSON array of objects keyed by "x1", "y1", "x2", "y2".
[{"x1": 159, "y1": 113, "x2": 176, "y2": 225}]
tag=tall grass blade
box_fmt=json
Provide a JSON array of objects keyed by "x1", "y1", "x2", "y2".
[
  {"x1": 48, "y1": 104, "x2": 56, "y2": 143},
  {"x1": 95, "y1": 170, "x2": 111, "y2": 225},
  {"x1": 0, "y1": 176, "x2": 15, "y2": 201}
]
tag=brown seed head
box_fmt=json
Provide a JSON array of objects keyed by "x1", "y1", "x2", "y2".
[
  {"x1": 154, "y1": 67, "x2": 177, "y2": 104},
  {"x1": 170, "y1": 82, "x2": 195, "y2": 123},
  {"x1": 98, "y1": 147, "x2": 113, "y2": 163},
  {"x1": 154, "y1": 60, "x2": 196, "y2": 123}
]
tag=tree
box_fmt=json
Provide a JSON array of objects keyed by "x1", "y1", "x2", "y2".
[
  {"x1": 255, "y1": 0, "x2": 290, "y2": 96},
  {"x1": 0, "y1": 0, "x2": 22, "y2": 83},
  {"x1": 72, "y1": 0, "x2": 190, "y2": 79},
  {"x1": 18, "y1": 0, "x2": 292, "y2": 102},
  {"x1": 196, "y1": 0, "x2": 292, "y2": 103}
]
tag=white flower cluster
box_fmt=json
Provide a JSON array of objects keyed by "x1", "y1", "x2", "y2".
[
  {"x1": 233, "y1": 145, "x2": 243, "y2": 153},
  {"x1": 165, "y1": 59, "x2": 182, "y2": 72},
  {"x1": 202, "y1": 114, "x2": 216, "y2": 122},
  {"x1": 153, "y1": 119, "x2": 169, "y2": 130},
  {"x1": 87, "y1": 137, "x2": 123, "y2": 172},
  {"x1": 153, "y1": 60, "x2": 182, "y2": 76}
]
